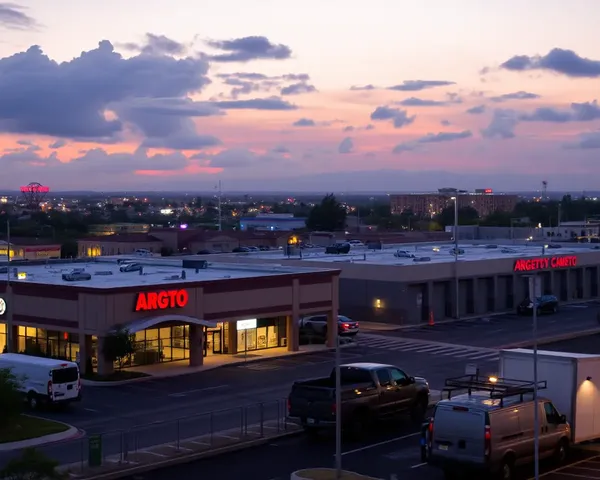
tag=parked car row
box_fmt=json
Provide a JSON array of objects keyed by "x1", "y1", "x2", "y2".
[{"x1": 299, "y1": 314, "x2": 359, "y2": 343}]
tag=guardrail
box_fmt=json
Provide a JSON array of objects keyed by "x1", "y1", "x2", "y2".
[{"x1": 0, "y1": 399, "x2": 295, "y2": 475}]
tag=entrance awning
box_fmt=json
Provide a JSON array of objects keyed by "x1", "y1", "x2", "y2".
[{"x1": 112, "y1": 315, "x2": 217, "y2": 334}]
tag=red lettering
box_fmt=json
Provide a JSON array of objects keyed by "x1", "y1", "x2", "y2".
[
  {"x1": 514, "y1": 255, "x2": 578, "y2": 273},
  {"x1": 176, "y1": 290, "x2": 189, "y2": 308},
  {"x1": 134, "y1": 289, "x2": 189, "y2": 312}
]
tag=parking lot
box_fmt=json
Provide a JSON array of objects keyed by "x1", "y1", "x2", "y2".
[{"x1": 538, "y1": 454, "x2": 600, "y2": 479}]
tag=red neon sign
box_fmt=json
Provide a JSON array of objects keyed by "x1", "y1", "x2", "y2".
[
  {"x1": 19, "y1": 185, "x2": 50, "y2": 193},
  {"x1": 513, "y1": 256, "x2": 577, "y2": 273},
  {"x1": 135, "y1": 289, "x2": 189, "y2": 312},
  {"x1": 484, "y1": 188, "x2": 493, "y2": 194}
]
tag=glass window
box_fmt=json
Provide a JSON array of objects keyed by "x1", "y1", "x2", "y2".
[
  {"x1": 390, "y1": 368, "x2": 408, "y2": 385},
  {"x1": 26, "y1": 327, "x2": 37, "y2": 337},
  {"x1": 0, "y1": 324, "x2": 5, "y2": 334},
  {"x1": 376, "y1": 369, "x2": 392, "y2": 387}
]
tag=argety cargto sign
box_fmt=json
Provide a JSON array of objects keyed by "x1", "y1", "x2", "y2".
[{"x1": 513, "y1": 255, "x2": 577, "y2": 273}]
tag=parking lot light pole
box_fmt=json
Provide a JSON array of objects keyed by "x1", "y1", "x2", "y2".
[
  {"x1": 527, "y1": 274, "x2": 540, "y2": 480},
  {"x1": 335, "y1": 329, "x2": 342, "y2": 478},
  {"x1": 451, "y1": 196, "x2": 459, "y2": 319}
]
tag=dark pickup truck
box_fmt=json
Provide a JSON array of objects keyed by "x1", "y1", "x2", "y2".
[{"x1": 288, "y1": 362, "x2": 430, "y2": 435}]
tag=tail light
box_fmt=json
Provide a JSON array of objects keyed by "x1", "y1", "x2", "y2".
[
  {"x1": 342, "y1": 323, "x2": 350, "y2": 329},
  {"x1": 484, "y1": 425, "x2": 491, "y2": 457},
  {"x1": 47, "y1": 381, "x2": 53, "y2": 396},
  {"x1": 428, "y1": 418, "x2": 434, "y2": 443},
  {"x1": 355, "y1": 322, "x2": 359, "y2": 328}
]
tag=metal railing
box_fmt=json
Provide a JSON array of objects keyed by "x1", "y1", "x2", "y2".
[{"x1": 0, "y1": 399, "x2": 292, "y2": 472}]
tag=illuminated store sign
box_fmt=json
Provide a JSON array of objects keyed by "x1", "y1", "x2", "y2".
[
  {"x1": 237, "y1": 319, "x2": 257, "y2": 330},
  {"x1": 135, "y1": 289, "x2": 189, "y2": 312},
  {"x1": 513, "y1": 256, "x2": 577, "y2": 273},
  {"x1": 0, "y1": 298, "x2": 5, "y2": 316}
]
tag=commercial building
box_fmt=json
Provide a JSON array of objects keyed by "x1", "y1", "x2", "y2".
[
  {"x1": 0, "y1": 238, "x2": 61, "y2": 260},
  {"x1": 239, "y1": 214, "x2": 307, "y2": 231},
  {"x1": 202, "y1": 242, "x2": 600, "y2": 326},
  {"x1": 0, "y1": 258, "x2": 340, "y2": 375},
  {"x1": 390, "y1": 189, "x2": 519, "y2": 218}
]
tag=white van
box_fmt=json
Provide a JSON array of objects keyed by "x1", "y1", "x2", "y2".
[{"x1": 0, "y1": 353, "x2": 81, "y2": 409}]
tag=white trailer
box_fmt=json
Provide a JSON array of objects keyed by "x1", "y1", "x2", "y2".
[
  {"x1": 499, "y1": 349, "x2": 600, "y2": 444},
  {"x1": 0, "y1": 353, "x2": 81, "y2": 409}
]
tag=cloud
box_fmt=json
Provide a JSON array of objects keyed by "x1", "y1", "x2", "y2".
[
  {"x1": 395, "y1": 97, "x2": 449, "y2": 107},
  {"x1": 440, "y1": 119, "x2": 451, "y2": 126},
  {"x1": 392, "y1": 142, "x2": 418, "y2": 154},
  {"x1": 519, "y1": 100, "x2": 600, "y2": 123},
  {"x1": 271, "y1": 145, "x2": 290, "y2": 153},
  {"x1": 499, "y1": 48, "x2": 600, "y2": 78},
  {"x1": 466, "y1": 105, "x2": 486, "y2": 115},
  {"x1": 49, "y1": 140, "x2": 66, "y2": 149},
  {"x1": 0, "y1": 2, "x2": 38, "y2": 30},
  {"x1": 370, "y1": 106, "x2": 415, "y2": 128},
  {"x1": 387, "y1": 80, "x2": 455, "y2": 91},
  {"x1": 418, "y1": 130, "x2": 472, "y2": 143},
  {"x1": 293, "y1": 118, "x2": 316, "y2": 127},
  {"x1": 490, "y1": 91, "x2": 540, "y2": 102},
  {"x1": 350, "y1": 84, "x2": 376, "y2": 91},
  {"x1": 564, "y1": 132, "x2": 600, "y2": 150},
  {"x1": 343, "y1": 125, "x2": 354, "y2": 132},
  {"x1": 0, "y1": 41, "x2": 211, "y2": 141},
  {"x1": 204, "y1": 147, "x2": 289, "y2": 168},
  {"x1": 481, "y1": 109, "x2": 518, "y2": 139},
  {"x1": 343, "y1": 124, "x2": 374, "y2": 132},
  {"x1": 280, "y1": 82, "x2": 317, "y2": 95},
  {"x1": 207, "y1": 36, "x2": 292, "y2": 62},
  {"x1": 338, "y1": 137, "x2": 353, "y2": 154},
  {"x1": 213, "y1": 97, "x2": 297, "y2": 110},
  {"x1": 119, "y1": 33, "x2": 188, "y2": 56}
]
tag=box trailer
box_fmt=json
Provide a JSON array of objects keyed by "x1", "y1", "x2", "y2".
[{"x1": 499, "y1": 349, "x2": 600, "y2": 444}]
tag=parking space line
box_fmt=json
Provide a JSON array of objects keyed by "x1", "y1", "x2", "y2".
[
  {"x1": 535, "y1": 454, "x2": 600, "y2": 478},
  {"x1": 168, "y1": 385, "x2": 228, "y2": 397},
  {"x1": 339, "y1": 432, "x2": 420, "y2": 456},
  {"x1": 410, "y1": 462, "x2": 426, "y2": 469}
]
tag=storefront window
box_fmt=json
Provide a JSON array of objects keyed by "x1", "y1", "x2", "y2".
[
  {"x1": 235, "y1": 317, "x2": 286, "y2": 353},
  {"x1": 0, "y1": 323, "x2": 6, "y2": 353},
  {"x1": 15, "y1": 327, "x2": 79, "y2": 362}
]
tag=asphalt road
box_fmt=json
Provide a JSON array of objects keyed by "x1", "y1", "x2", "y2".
[
  {"x1": 386, "y1": 301, "x2": 600, "y2": 348},
  {"x1": 120, "y1": 424, "x2": 600, "y2": 480},
  {"x1": 536, "y1": 332, "x2": 600, "y2": 354}
]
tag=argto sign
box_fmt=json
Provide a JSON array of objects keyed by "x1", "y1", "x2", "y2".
[
  {"x1": 135, "y1": 289, "x2": 189, "y2": 312},
  {"x1": 513, "y1": 255, "x2": 577, "y2": 273}
]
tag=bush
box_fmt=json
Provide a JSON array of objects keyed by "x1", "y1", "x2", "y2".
[
  {"x1": 0, "y1": 368, "x2": 23, "y2": 428},
  {"x1": 0, "y1": 448, "x2": 65, "y2": 479},
  {"x1": 102, "y1": 328, "x2": 135, "y2": 370}
]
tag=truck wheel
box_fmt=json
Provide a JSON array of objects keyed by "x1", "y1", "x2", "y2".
[
  {"x1": 499, "y1": 456, "x2": 515, "y2": 480},
  {"x1": 27, "y1": 392, "x2": 39, "y2": 410},
  {"x1": 348, "y1": 411, "x2": 369, "y2": 438},
  {"x1": 555, "y1": 438, "x2": 569, "y2": 464},
  {"x1": 411, "y1": 397, "x2": 428, "y2": 422}
]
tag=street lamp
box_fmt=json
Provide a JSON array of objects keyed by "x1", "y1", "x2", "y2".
[
  {"x1": 451, "y1": 196, "x2": 459, "y2": 319},
  {"x1": 526, "y1": 274, "x2": 541, "y2": 480},
  {"x1": 334, "y1": 320, "x2": 342, "y2": 478}
]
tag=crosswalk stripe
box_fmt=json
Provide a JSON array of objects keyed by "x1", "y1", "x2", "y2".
[
  {"x1": 412, "y1": 345, "x2": 451, "y2": 353},
  {"x1": 467, "y1": 353, "x2": 500, "y2": 361}
]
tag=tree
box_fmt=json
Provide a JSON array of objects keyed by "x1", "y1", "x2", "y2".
[
  {"x1": 0, "y1": 448, "x2": 65, "y2": 480},
  {"x1": 102, "y1": 328, "x2": 136, "y2": 371},
  {"x1": 0, "y1": 368, "x2": 23, "y2": 428},
  {"x1": 60, "y1": 240, "x2": 78, "y2": 259},
  {"x1": 306, "y1": 194, "x2": 347, "y2": 231},
  {"x1": 435, "y1": 206, "x2": 479, "y2": 227}
]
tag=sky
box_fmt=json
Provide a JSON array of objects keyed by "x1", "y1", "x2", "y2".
[{"x1": 1, "y1": 0, "x2": 600, "y2": 192}]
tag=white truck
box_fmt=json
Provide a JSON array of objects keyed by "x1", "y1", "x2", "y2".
[
  {"x1": 499, "y1": 348, "x2": 600, "y2": 444},
  {"x1": 0, "y1": 353, "x2": 82, "y2": 409}
]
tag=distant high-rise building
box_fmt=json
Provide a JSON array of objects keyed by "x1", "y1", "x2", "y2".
[{"x1": 390, "y1": 188, "x2": 519, "y2": 218}]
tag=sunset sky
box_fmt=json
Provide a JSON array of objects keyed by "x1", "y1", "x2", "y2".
[{"x1": 1, "y1": 0, "x2": 600, "y2": 192}]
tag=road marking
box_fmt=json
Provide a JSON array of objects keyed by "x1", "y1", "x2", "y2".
[
  {"x1": 164, "y1": 444, "x2": 193, "y2": 452},
  {"x1": 139, "y1": 450, "x2": 167, "y2": 458},
  {"x1": 84, "y1": 408, "x2": 99, "y2": 413},
  {"x1": 189, "y1": 440, "x2": 210, "y2": 446},
  {"x1": 532, "y1": 454, "x2": 600, "y2": 478},
  {"x1": 167, "y1": 385, "x2": 228, "y2": 397},
  {"x1": 216, "y1": 434, "x2": 239, "y2": 440},
  {"x1": 339, "y1": 432, "x2": 420, "y2": 456},
  {"x1": 411, "y1": 463, "x2": 426, "y2": 469}
]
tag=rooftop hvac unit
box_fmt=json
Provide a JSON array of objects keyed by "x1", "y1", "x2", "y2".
[
  {"x1": 182, "y1": 259, "x2": 208, "y2": 269},
  {"x1": 62, "y1": 272, "x2": 92, "y2": 282}
]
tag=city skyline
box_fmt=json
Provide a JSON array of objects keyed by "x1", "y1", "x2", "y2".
[{"x1": 0, "y1": 1, "x2": 600, "y2": 191}]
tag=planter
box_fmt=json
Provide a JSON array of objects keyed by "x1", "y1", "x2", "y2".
[{"x1": 291, "y1": 468, "x2": 382, "y2": 480}]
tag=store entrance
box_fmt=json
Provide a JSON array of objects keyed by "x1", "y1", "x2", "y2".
[{"x1": 204, "y1": 324, "x2": 227, "y2": 356}]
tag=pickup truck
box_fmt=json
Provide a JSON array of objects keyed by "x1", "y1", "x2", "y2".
[{"x1": 288, "y1": 362, "x2": 430, "y2": 436}]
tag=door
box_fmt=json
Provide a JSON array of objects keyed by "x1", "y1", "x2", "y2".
[
  {"x1": 389, "y1": 368, "x2": 417, "y2": 411},
  {"x1": 212, "y1": 331, "x2": 222, "y2": 354},
  {"x1": 376, "y1": 368, "x2": 403, "y2": 415},
  {"x1": 541, "y1": 402, "x2": 563, "y2": 456}
]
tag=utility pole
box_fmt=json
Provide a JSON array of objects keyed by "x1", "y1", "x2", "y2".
[
  {"x1": 528, "y1": 274, "x2": 540, "y2": 480},
  {"x1": 5, "y1": 220, "x2": 12, "y2": 353},
  {"x1": 217, "y1": 180, "x2": 222, "y2": 232},
  {"x1": 453, "y1": 196, "x2": 459, "y2": 319},
  {"x1": 335, "y1": 329, "x2": 342, "y2": 478}
]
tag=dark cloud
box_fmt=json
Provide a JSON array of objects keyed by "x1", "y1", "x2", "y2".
[
  {"x1": 293, "y1": 118, "x2": 316, "y2": 127},
  {"x1": 343, "y1": 126, "x2": 354, "y2": 132},
  {"x1": 338, "y1": 137, "x2": 353, "y2": 154},
  {"x1": 396, "y1": 97, "x2": 448, "y2": 107},
  {"x1": 370, "y1": 106, "x2": 415, "y2": 128},
  {"x1": 490, "y1": 91, "x2": 540, "y2": 102},
  {"x1": 207, "y1": 36, "x2": 292, "y2": 62},
  {"x1": 280, "y1": 82, "x2": 317, "y2": 95},
  {"x1": 350, "y1": 84, "x2": 376, "y2": 91},
  {"x1": 343, "y1": 124, "x2": 374, "y2": 132},
  {"x1": 119, "y1": 33, "x2": 188, "y2": 56},
  {"x1": 418, "y1": 130, "x2": 472, "y2": 143},
  {"x1": 387, "y1": 80, "x2": 455, "y2": 92},
  {"x1": 0, "y1": 3, "x2": 38, "y2": 30},
  {"x1": 519, "y1": 101, "x2": 600, "y2": 123},
  {"x1": 49, "y1": 140, "x2": 66, "y2": 149},
  {"x1": 271, "y1": 145, "x2": 290, "y2": 153},
  {"x1": 466, "y1": 105, "x2": 486, "y2": 115},
  {"x1": 564, "y1": 132, "x2": 600, "y2": 150},
  {"x1": 440, "y1": 120, "x2": 451, "y2": 126},
  {"x1": 481, "y1": 109, "x2": 518, "y2": 139},
  {"x1": 213, "y1": 97, "x2": 297, "y2": 110},
  {"x1": 392, "y1": 143, "x2": 417, "y2": 154},
  {"x1": 0, "y1": 41, "x2": 212, "y2": 141},
  {"x1": 500, "y1": 48, "x2": 600, "y2": 78}
]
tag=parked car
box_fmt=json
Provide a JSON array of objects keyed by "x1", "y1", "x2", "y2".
[
  {"x1": 426, "y1": 375, "x2": 570, "y2": 479},
  {"x1": 517, "y1": 294, "x2": 559, "y2": 315},
  {"x1": 348, "y1": 240, "x2": 365, "y2": 247},
  {"x1": 325, "y1": 243, "x2": 351, "y2": 254},
  {"x1": 288, "y1": 363, "x2": 430, "y2": 436},
  {"x1": 232, "y1": 247, "x2": 250, "y2": 253},
  {"x1": 197, "y1": 249, "x2": 219, "y2": 255},
  {"x1": 394, "y1": 249, "x2": 415, "y2": 258},
  {"x1": 299, "y1": 314, "x2": 359, "y2": 342},
  {"x1": 119, "y1": 262, "x2": 142, "y2": 272}
]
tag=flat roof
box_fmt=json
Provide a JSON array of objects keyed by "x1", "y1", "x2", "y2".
[
  {"x1": 4, "y1": 257, "x2": 336, "y2": 289},
  {"x1": 218, "y1": 242, "x2": 600, "y2": 266}
]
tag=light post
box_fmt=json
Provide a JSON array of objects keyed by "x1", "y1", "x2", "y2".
[
  {"x1": 526, "y1": 273, "x2": 541, "y2": 480},
  {"x1": 451, "y1": 196, "x2": 459, "y2": 319},
  {"x1": 5, "y1": 219, "x2": 12, "y2": 353}
]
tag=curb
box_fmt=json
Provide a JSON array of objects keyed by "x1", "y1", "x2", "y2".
[
  {"x1": 498, "y1": 326, "x2": 600, "y2": 350},
  {"x1": 0, "y1": 420, "x2": 80, "y2": 452},
  {"x1": 68, "y1": 429, "x2": 303, "y2": 480},
  {"x1": 82, "y1": 343, "x2": 359, "y2": 387}
]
